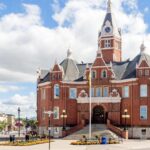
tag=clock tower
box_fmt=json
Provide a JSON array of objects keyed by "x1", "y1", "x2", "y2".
[{"x1": 98, "y1": 0, "x2": 122, "y2": 63}]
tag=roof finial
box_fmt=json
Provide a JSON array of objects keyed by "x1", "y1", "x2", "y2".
[
  {"x1": 140, "y1": 42, "x2": 146, "y2": 53},
  {"x1": 67, "y1": 48, "x2": 72, "y2": 58},
  {"x1": 107, "y1": 0, "x2": 112, "y2": 13}
]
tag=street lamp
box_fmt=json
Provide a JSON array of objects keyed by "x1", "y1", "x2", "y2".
[
  {"x1": 18, "y1": 107, "x2": 21, "y2": 137},
  {"x1": 122, "y1": 109, "x2": 130, "y2": 131},
  {"x1": 60, "y1": 109, "x2": 67, "y2": 130},
  {"x1": 44, "y1": 111, "x2": 54, "y2": 150}
]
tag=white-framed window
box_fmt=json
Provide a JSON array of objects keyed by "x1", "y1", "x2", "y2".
[
  {"x1": 91, "y1": 70, "x2": 96, "y2": 79},
  {"x1": 101, "y1": 70, "x2": 107, "y2": 78},
  {"x1": 140, "y1": 106, "x2": 147, "y2": 120},
  {"x1": 103, "y1": 87, "x2": 109, "y2": 97},
  {"x1": 145, "y1": 70, "x2": 149, "y2": 76},
  {"x1": 91, "y1": 88, "x2": 94, "y2": 97},
  {"x1": 53, "y1": 107, "x2": 59, "y2": 119},
  {"x1": 140, "y1": 84, "x2": 147, "y2": 97},
  {"x1": 42, "y1": 107, "x2": 45, "y2": 120},
  {"x1": 104, "y1": 40, "x2": 111, "y2": 48},
  {"x1": 54, "y1": 127, "x2": 60, "y2": 135},
  {"x1": 41, "y1": 88, "x2": 46, "y2": 100},
  {"x1": 139, "y1": 70, "x2": 143, "y2": 77},
  {"x1": 123, "y1": 86, "x2": 129, "y2": 98},
  {"x1": 54, "y1": 84, "x2": 60, "y2": 99},
  {"x1": 69, "y1": 88, "x2": 77, "y2": 99},
  {"x1": 96, "y1": 87, "x2": 102, "y2": 97}
]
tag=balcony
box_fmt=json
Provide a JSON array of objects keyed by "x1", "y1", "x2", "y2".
[
  {"x1": 76, "y1": 96, "x2": 121, "y2": 103},
  {"x1": 77, "y1": 89, "x2": 121, "y2": 104}
]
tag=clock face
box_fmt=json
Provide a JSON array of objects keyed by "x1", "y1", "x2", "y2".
[{"x1": 105, "y1": 27, "x2": 111, "y2": 33}]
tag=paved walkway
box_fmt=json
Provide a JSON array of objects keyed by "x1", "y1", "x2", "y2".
[{"x1": 0, "y1": 139, "x2": 150, "y2": 150}]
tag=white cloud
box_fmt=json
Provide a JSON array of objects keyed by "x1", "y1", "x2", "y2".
[
  {"x1": 0, "y1": 1, "x2": 149, "y2": 82},
  {"x1": 0, "y1": 85, "x2": 21, "y2": 93},
  {"x1": 1, "y1": 92, "x2": 36, "y2": 118}
]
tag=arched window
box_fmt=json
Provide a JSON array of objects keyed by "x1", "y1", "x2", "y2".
[
  {"x1": 54, "y1": 84, "x2": 60, "y2": 98},
  {"x1": 92, "y1": 71, "x2": 96, "y2": 79},
  {"x1": 101, "y1": 70, "x2": 107, "y2": 78}
]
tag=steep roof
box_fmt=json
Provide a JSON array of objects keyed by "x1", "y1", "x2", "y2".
[{"x1": 60, "y1": 58, "x2": 79, "y2": 81}]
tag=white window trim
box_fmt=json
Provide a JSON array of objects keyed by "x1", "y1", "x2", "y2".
[
  {"x1": 91, "y1": 70, "x2": 96, "y2": 79},
  {"x1": 123, "y1": 86, "x2": 129, "y2": 98},
  {"x1": 96, "y1": 87, "x2": 102, "y2": 97},
  {"x1": 140, "y1": 84, "x2": 147, "y2": 97},
  {"x1": 53, "y1": 107, "x2": 59, "y2": 119},
  {"x1": 104, "y1": 40, "x2": 111, "y2": 48},
  {"x1": 69, "y1": 88, "x2": 77, "y2": 99},
  {"x1": 145, "y1": 70, "x2": 149, "y2": 76},
  {"x1": 140, "y1": 105, "x2": 147, "y2": 120},
  {"x1": 41, "y1": 88, "x2": 46, "y2": 100},
  {"x1": 101, "y1": 69, "x2": 107, "y2": 78},
  {"x1": 139, "y1": 70, "x2": 143, "y2": 77},
  {"x1": 103, "y1": 87, "x2": 109, "y2": 97},
  {"x1": 54, "y1": 84, "x2": 60, "y2": 99}
]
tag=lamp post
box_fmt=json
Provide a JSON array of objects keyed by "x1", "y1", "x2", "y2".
[
  {"x1": 44, "y1": 111, "x2": 54, "y2": 150},
  {"x1": 60, "y1": 110, "x2": 67, "y2": 130},
  {"x1": 18, "y1": 107, "x2": 21, "y2": 137},
  {"x1": 122, "y1": 109, "x2": 130, "y2": 131}
]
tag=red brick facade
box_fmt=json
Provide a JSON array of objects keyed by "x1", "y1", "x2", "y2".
[{"x1": 37, "y1": 1, "x2": 150, "y2": 138}]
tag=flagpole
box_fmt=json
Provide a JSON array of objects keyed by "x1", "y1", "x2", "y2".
[{"x1": 89, "y1": 67, "x2": 92, "y2": 139}]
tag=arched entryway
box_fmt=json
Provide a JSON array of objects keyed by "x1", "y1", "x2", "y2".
[{"x1": 92, "y1": 105, "x2": 107, "y2": 124}]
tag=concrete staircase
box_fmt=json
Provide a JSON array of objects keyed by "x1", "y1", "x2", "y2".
[{"x1": 64, "y1": 124, "x2": 119, "y2": 140}]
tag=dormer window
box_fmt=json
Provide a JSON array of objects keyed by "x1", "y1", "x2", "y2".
[
  {"x1": 54, "y1": 84, "x2": 60, "y2": 99},
  {"x1": 104, "y1": 40, "x2": 111, "y2": 48},
  {"x1": 145, "y1": 70, "x2": 149, "y2": 76},
  {"x1": 139, "y1": 70, "x2": 143, "y2": 77},
  {"x1": 101, "y1": 70, "x2": 107, "y2": 78},
  {"x1": 91, "y1": 70, "x2": 96, "y2": 79}
]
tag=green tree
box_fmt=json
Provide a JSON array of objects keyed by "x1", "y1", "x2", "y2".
[{"x1": 0, "y1": 121, "x2": 7, "y2": 131}]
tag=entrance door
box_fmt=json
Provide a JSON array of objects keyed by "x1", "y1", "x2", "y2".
[{"x1": 92, "y1": 106, "x2": 105, "y2": 124}]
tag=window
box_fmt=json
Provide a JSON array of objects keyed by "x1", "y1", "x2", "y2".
[
  {"x1": 145, "y1": 70, "x2": 149, "y2": 76},
  {"x1": 103, "y1": 87, "x2": 109, "y2": 97},
  {"x1": 53, "y1": 107, "x2": 59, "y2": 119},
  {"x1": 69, "y1": 88, "x2": 77, "y2": 99},
  {"x1": 123, "y1": 86, "x2": 129, "y2": 98},
  {"x1": 54, "y1": 84, "x2": 60, "y2": 98},
  {"x1": 140, "y1": 106, "x2": 147, "y2": 120},
  {"x1": 96, "y1": 87, "x2": 102, "y2": 97},
  {"x1": 139, "y1": 70, "x2": 143, "y2": 77},
  {"x1": 140, "y1": 84, "x2": 147, "y2": 97},
  {"x1": 92, "y1": 71, "x2": 96, "y2": 79},
  {"x1": 41, "y1": 88, "x2": 46, "y2": 100},
  {"x1": 91, "y1": 88, "x2": 94, "y2": 97},
  {"x1": 104, "y1": 40, "x2": 111, "y2": 48},
  {"x1": 42, "y1": 107, "x2": 45, "y2": 120},
  {"x1": 101, "y1": 70, "x2": 107, "y2": 78}
]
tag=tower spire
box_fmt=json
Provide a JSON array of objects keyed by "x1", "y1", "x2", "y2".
[{"x1": 107, "y1": 0, "x2": 112, "y2": 13}]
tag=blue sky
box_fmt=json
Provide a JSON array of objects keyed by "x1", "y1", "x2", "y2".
[{"x1": 0, "y1": 0, "x2": 150, "y2": 118}]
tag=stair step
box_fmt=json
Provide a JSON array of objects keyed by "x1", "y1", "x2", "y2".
[{"x1": 63, "y1": 124, "x2": 119, "y2": 140}]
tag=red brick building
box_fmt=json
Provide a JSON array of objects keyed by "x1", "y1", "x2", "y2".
[{"x1": 37, "y1": 1, "x2": 150, "y2": 138}]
